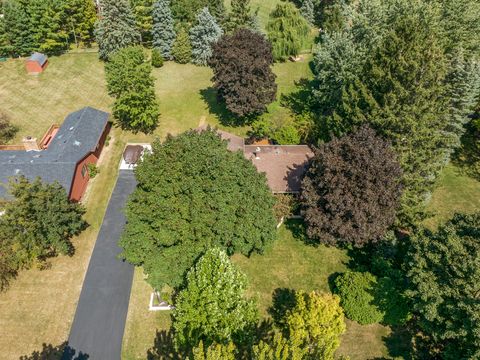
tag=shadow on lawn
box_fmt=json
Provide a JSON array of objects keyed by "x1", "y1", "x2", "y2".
[
  {"x1": 199, "y1": 87, "x2": 257, "y2": 127},
  {"x1": 18, "y1": 341, "x2": 89, "y2": 360},
  {"x1": 147, "y1": 330, "x2": 183, "y2": 360}
]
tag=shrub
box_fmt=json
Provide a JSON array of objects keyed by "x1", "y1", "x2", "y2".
[
  {"x1": 0, "y1": 111, "x2": 18, "y2": 145},
  {"x1": 172, "y1": 27, "x2": 192, "y2": 64},
  {"x1": 87, "y1": 163, "x2": 99, "y2": 178},
  {"x1": 151, "y1": 48, "x2": 164, "y2": 67},
  {"x1": 334, "y1": 271, "x2": 383, "y2": 325},
  {"x1": 272, "y1": 123, "x2": 301, "y2": 145}
]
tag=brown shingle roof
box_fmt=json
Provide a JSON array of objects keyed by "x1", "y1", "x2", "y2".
[
  {"x1": 244, "y1": 145, "x2": 313, "y2": 193},
  {"x1": 196, "y1": 125, "x2": 245, "y2": 152}
]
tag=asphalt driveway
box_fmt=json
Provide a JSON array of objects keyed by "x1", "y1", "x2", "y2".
[{"x1": 64, "y1": 170, "x2": 137, "y2": 360}]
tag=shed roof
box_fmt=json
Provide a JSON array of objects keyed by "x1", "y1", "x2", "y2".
[
  {"x1": 28, "y1": 52, "x2": 48, "y2": 66},
  {"x1": 0, "y1": 107, "x2": 109, "y2": 199}
]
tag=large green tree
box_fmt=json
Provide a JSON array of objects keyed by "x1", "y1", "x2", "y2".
[
  {"x1": 94, "y1": 0, "x2": 141, "y2": 60},
  {"x1": 225, "y1": 0, "x2": 257, "y2": 33},
  {"x1": 152, "y1": 0, "x2": 176, "y2": 59},
  {"x1": 0, "y1": 177, "x2": 86, "y2": 291},
  {"x1": 119, "y1": 129, "x2": 277, "y2": 289},
  {"x1": 266, "y1": 2, "x2": 310, "y2": 61},
  {"x1": 209, "y1": 28, "x2": 277, "y2": 118},
  {"x1": 171, "y1": 26, "x2": 192, "y2": 63},
  {"x1": 106, "y1": 46, "x2": 159, "y2": 133},
  {"x1": 130, "y1": 0, "x2": 153, "y2": 44},
  {"x1": 189, "y1": 7, "x2": 223, "y2": 66},
  {"x1": 405, "y1": 213, "x2": 480, "y2": 359},
  {"x1": 173, "y1": 248, "x2": 258, "y2": 349},
  {"x1": 302, "y1": 125, "x2": 403, "y2": 246}
]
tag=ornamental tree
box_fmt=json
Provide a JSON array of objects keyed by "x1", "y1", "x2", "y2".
[
  {"x1": 189, "y1": 7, "x2": 223, "y2": 66},
  {"x1": 284, "y1": 291, "x2": 346, "y2": 360},
  {"x1": 173, "y1": 248, "x2": 258, "y2": 349},
  {"x1": 300, "y1": 0, "x2": 315, "y2": 25},
  {"x1": 94, "y1": 0, "x2": 141, "y2": 60},
  {"x1": 152, "y1": 0, "x2": 176, "y2": 59},
  {"x1": 119, "y1": 128, "x2": 277, "y2": 289},
  {"x1": 405, "y1": 213, "x2": 480, "y2": 359},
  {"x1": 301, "y1": 125, "x2": 403, "y2": 246},
  {"x1": 226, "y1": 0, "x2": 257, "y2": 33},
  {"x1": 266, "y1": 2, "x2": 310, "y2": 61},
  {"x1": 209, "y1": 28, "x2": 277, "y2": 118}
]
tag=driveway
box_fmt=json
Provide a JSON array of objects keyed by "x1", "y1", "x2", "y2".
[{"x1": 64, "y1": 170, "x2": 137, "y2": 360}]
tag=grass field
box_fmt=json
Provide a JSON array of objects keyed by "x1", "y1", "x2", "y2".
[{"x1": 0, "y1": 129, "x2": 125, "y2": 359}]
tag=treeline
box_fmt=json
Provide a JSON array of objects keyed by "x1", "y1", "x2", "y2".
[{"x1": 0, "y1": 0, "x2": 97, "y2": 57}]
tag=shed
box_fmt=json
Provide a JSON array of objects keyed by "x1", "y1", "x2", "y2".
[{"x1": 26, "y1": 52, "x2": 48, "y2": 74}]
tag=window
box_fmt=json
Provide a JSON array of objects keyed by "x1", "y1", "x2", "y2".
[{"x1": 81, "y1": 164, "x2": 88, "y2": 178}]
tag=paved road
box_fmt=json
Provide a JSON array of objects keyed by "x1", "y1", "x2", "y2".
[{"x1": 64, "y1": 170, "x2": 137, "y2": 360}]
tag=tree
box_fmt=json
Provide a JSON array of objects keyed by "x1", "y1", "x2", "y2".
[
  {"x1": 266, "y1": 2, "x2": 310, "y2": 61},
  {"x1": 252, "y1": 333, "x2": 294, "y2": 360},
  {"x1": 0, "y1": 177, "x2": 87, "y2": 268},
  {"x1": 130, "y1": 0, "x2": 153, "y2": 44},
  {"x1": 151, "y1": 48, "x2": 164, "y2": 67},
  {"x1": 173, "y1": 248, "x2": 258, "y2": 349},
  {"x1": 209, "y1": 28, "x2": 277, "y2": 118},
  {"x1": 0, "y1": 111, "x2": 18, "y2": 145},
  {"x1": 192, "y1": 341, "x2": 236, "y2": 360},
  {"x1": 119, "y1": 129, "x2": 277, "y2": 289},
  {"x1": 152, "y1": 0, "x2": 176, "y2": 60},
  {"x1": 226, "y1": 0, "x2": 257, "y2": 33},
  {"x1": 63, "y1": 0, "x2": 97, "y2": 48},
  {"x1": 334, "y1": 271, "x2": 384, "y2": 325},
  {"x1": 105, "y1": 46, "x2": 160, "y2": 133},
  {"x1": 284, "y1": 291, "x2": 346, "y2": 360},
  {"x1": 405, "y1": 213, "x2": 480, "y2": 359},
  {"x1": 94, "y1": 0, "x2": 141, "y2": 60},
  {"x1": 189, "y1": 7, "x2": 223, "y2": 66},
  {"x1": 300, "y1": 0, "x2": 315, "y2": 25},
  {"x1": 171, "y1": 27, "x2": 192, "y2": 64},
  {"x1": 113, "y1": 89, "x2": 160, "y2": 133},
  {"x1": 301, "y1": 125, "x2": 403, "y2": 246},
  {"x1": 206, "y1": 0, "x2": 226, "y2": 23},
  {"x1": 0, "y1": 231, "x2": 20, "y2": 292}
]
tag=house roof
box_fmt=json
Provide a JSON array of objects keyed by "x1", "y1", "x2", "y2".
[
  {"x1": 196, "y1": 124, "x2": 245, "y2": 152},
  {"x1": 0, "y1": 107, "x2": 109, "y2": 199},
  {"x1": 244, "y1": 145, "x2": 314, "y2": 193},
  {"x1": 28, "y1": 52, "x2": 48, "y2": 66}
]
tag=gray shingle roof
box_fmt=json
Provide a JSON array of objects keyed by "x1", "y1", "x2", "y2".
[
  {"x1": 28, "y1": 52, "x2": 48, "y2": 66},
  {"x1": 0, "y1": 107, "x2": 109, "y2": 199}
]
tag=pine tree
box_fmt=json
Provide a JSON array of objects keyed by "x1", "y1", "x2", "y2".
[
  {"x1": 171, "y1": 27, "x2": 192, "y2": 64},
  {"x1": 2, "y1": 0, "x2": 36, "y2": 56},
  {"x1": 63, "y1": 0, "x2": 97, "y2": 47},
  {"x1": 300, "y1": 0, "x2": 315, "y2": 25},
  {"x1": 94, "y1": 0, "x2": 141, "y2": 60},
  {"x1": 226, "y1": 0, "x2": 257, "y2": 32},
  {"x1": 130, "y1": 0, "x2": 154, "y2": 44},
  {"x1": 266, "y1": 2, "x2": 310, "y2": 61},
  {"x1": 190, "y1": 7, "x2": 223, "y2": 66},
  {"x1": 206, "y1": 0, "x2": 226, "y2": 23},
  {"x1": 152, "y1": 0, "x2": 176, "y2": 59}
]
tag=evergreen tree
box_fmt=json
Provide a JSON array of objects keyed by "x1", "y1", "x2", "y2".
[
  {"x1": 192, "y1": 341, "x2": 236, "y2": 360},
  {"x1": 152, "y1": 0, "x2": 176, "y2": 59},
  {"x1": 173, "y1": 248, "x2": 258, "y2": 349},
  {"x1": 94, "y1": 0, "x2": 141, "y2": 60},
  {"x1": 266, "y1": 2, "x2": 310, "y2": 61},
  {"x1": 106, "y1": 46, "x2": 160, "y2": 133},
  {"x1": 64, "y1": 0, "x2": 97, "y2": 47},
  {"x1": 189, "y1": 7, "x2": 223, "y2": 66},
  {"x1": 2, "y1": 0, "x2": 36, "y2": 56},
  {"x1": 406, "y1": 213, "x2": 480, "y2": 359},
  {"x1": 226, "y1": 0, "x2": 257, "y2": 33},
  {"x1": 171, "y1": 27, "x2": 192, "y2": 63},
  {"x1": 0, "y1": 111, "x2": 18, "y2": 145},
  {"x1": 206, "y1": 0, "x2": 226, "y2": 24},
  {"x1": 300, "y1": 0, "x2": 315, "y2": 25},
  {"x1": 130, "y1": 0, "x2": 153, "y2": 44}
]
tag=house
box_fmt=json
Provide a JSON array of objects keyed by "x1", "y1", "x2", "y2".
[
  {"x1": 197, "y1": 126, "x2": 314, "y2": 193},
  {"x1": 0, "y1": 107, "x2": 111, "y2": 201},
  {"x1": 26, "y1": 52, "x2": 48, "y2": 74}
]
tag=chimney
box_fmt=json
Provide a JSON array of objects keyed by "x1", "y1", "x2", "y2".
[{"x1": 23, "y1": 136, "x2": 40, "y2": 151}]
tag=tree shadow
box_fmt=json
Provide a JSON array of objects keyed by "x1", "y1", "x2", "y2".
[
  {"x1": 451, "y1": 119, "x2": 480, "y2": 181},
  {"x1": 18, "y1": 341, "x2": 89, "y2": 360},
  {"x1": 382, "y1": 324, "x2": 415, "y2": 360},
  {"x1": 268, "y1": 288, "x2": 297, "y2": 329},
  {"x1": 280, "y1": 77, "x2": 318, "y2": 116},
  {"x1": 199, "y1": 87, "x2": 256, "y2": 127},
  {"x1": 147, "y1": 330, "x2": 185, "y2": 360},
  {"x1": 284, "y1": 219, "x2": 318, "y2": 246}
]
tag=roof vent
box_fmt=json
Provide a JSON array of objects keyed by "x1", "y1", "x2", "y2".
[
  {"x1": 74, "y1": 140, "x2": 81, "y2": 146},
  {"x1": 69, "y1": 126, "x2": 75, "y2": 131},
  {"x1": 15, "y1": 169, "x2": 21, "y2": 174}
]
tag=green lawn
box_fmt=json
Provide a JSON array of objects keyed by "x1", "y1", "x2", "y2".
[{"x1": 424, "y1": 164, "x2": 480, "y2": 228}]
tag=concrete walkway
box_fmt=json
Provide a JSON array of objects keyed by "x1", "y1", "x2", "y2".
[{"x1": 64, "y1": 170, "x2": 137, "y2": 360}]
